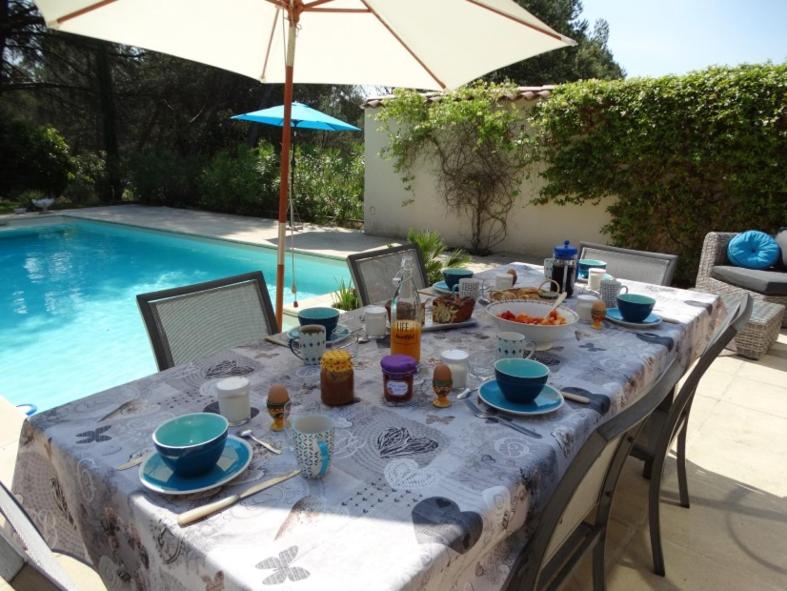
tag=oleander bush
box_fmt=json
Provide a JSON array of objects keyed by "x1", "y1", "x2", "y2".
[{"x1": 528, "y1": 64, "x2": 787, "y2": 285}]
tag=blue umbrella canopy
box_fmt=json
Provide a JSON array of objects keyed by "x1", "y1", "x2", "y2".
[{"x1": 231, "y1": 102, "x2": 359, "y2": 132}]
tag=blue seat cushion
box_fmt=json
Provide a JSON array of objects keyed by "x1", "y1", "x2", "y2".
[
  {"x1": 711, "y1": 266, "x2": 787, "y2": 296},
  {"x1": 727, "y1": 230, "x2": 781, "y2": 270}
]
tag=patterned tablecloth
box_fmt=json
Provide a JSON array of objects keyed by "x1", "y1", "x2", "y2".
[{"x1": 12, "y1": 264, "x2": 724, "y2": 591}]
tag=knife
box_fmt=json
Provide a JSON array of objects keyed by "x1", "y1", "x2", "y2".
[
  {"x1": 177, "y1": 469, "x2": 301, "y2": 526},
  {"x1": 464, "y1": 397, "x2": 542, "y2": 439}
]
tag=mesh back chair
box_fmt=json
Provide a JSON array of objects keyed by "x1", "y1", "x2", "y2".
[
  {"x1": 631, "y1": 293, "x2": 753, "y2": 576},
  {"x1": 0, "y1": 481, "x2": 76, "y2": 590},
  {"x1": 505, "y1": 358, "x2": 683, "y2": 591},
  {"x1": 578, "y1": 242, "x2": 679, "y2": 286},
  {"x1": 137, "y1": 272, "x2": 277, "y2": 371},
  {"x1": 346, "y1": 244, "x2": 428, "y2": 306}
]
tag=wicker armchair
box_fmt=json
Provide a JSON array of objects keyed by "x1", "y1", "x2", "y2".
[{"x1": 696, "y1": 232, "x2": 787, "y2": 326}]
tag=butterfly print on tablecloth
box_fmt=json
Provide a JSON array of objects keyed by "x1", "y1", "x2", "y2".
[
  {"x1": 204, "y1": 360, "x2": 255, "y2": 379},
  {"x1": 636, "y1": 333, "x2": 674, "y2": 351},
  {"x1": 76, "y1": 425, "x2": 111, "y2": 444},
  {"x1": 579, "y1": 342, "x2": 606, "y2": 353},
  {"x1": 256, "y1": 546, "x2": 309, "y2": 585},
  {"x1": 376, "y1": 427, "x2": 438, "y2": 459}
]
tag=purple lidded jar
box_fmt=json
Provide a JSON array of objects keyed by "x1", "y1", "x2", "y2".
[{"x1": 380, "y1": 354, "x2": 418, "y2": 403}]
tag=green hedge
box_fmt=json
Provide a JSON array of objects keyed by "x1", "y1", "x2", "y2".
[{"x1": 528, "y1": 64, "x2": 787, "y2": 285}]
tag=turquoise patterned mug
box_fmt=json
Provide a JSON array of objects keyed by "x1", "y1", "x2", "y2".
[{"x1": 293, "y1": 415, "x2": 334, "y2": 479}]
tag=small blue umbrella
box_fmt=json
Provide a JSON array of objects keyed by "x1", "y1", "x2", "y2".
[
  {"x1": 231, "y1": 102, "x2": 360, "y2": 132},
  {"x1": 231, "y1": 102, "x2": 359, "y2": 309}
]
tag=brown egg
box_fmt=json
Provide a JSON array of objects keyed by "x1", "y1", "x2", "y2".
[
  {"x1": 267, "y1": 383, "x2": 289, "y2": 405},
  {"x1": 432, "y1": 363, "x2": 453, "y2": 386},
  {"x1": 591, "y1": 299, "x2": 607, "y2": 317},
  {"x1": 506, "y1": 268, "x2": 517, "y2": 284}
]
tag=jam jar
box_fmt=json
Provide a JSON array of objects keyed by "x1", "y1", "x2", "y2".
[
  {"x1": 380, "y1": 354, "x2": 418, "y2": 403},
  {"x1": 320, "y1": 350, "x2": 354, "y2": 406}
]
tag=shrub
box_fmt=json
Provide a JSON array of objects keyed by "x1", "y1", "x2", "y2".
[
  {"x1": 0, "y1": 117, "x2": 73, "y2": 198},
  {"x1": 331, "y1": 278, "x2": 360, "y2": 311},
  {"x1": 407, "y1": 229, "x2": 471, "y2": 285},
  {"x1": 128, "y1": 148, "x2": 202, "y2": 207},
  {"x1": 528, "y1": 64, "x2": 787, "y2": 285},
  {"x1": 63, "y1": 152, "x2": 106, "y2": 205},
  {"x1": 198, "y1": 144, "x2": 279, "y2": 216},
  {"x1": 292, "y1": 144, "x2": 364, "y2": 225}
]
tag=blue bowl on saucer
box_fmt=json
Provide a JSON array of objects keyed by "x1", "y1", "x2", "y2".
[
  {"x1": 298, "y1": 306, "x2": 340, "y2": 338},
  {"x1": 577, "y1": 258, "x2": 606, "y2": 280},
  {"x1": 494, "y1": 358, "x2": 550, "y2": 404},
  {"x1": 616, "y1": 293, "x2": 656, "y2": 323},
  {"x1": 152, "y1": 413, "x2": 229, "y2": 477},
  {"x1": 442, "y1": 268, "x2": 474, "y2": 291}
]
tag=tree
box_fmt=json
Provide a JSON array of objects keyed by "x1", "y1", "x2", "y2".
[
  {"x1": 487, "y1": 0, "x2": 624, "y2": 84},
  {"x1": 378, "y1": 82, "x2": 531, "y2": 255}
]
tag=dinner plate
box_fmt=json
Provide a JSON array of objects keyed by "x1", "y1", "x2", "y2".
[
  {"x1": 606, "y1": 308, "x2": 662, "y2": 328},
  {"x1": 432, "y1": 281, "x2": 455, "y2": 295},
  {"x1": 288, "y1": 323, "x2": 352, "y2": 345},
  {"x1": 139, "y1": 436, "x2": 252, "y2": 496},
  {"x1": 478, "y1": 379, "x2": 564, "y2": 416}
]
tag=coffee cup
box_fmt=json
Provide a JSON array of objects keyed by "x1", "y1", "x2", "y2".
[
  {"x1": 289, "y1": 324, "x2": 326, "y2": 365},
  {"x1": 443, "y1": 268, "x2": 474, "y2": 291},
  {"x1": 456, "y1": 277, "x2": 483, "y2": 300},
  {"x1": 363, "y1": 305, "x2": 387, "y2": 338},
  {"x1": 293, "y1": 415, "x2": 334, "y2": 479},
  {"x1": 297, "y1": 307, "x2": 339, "y2": 339},
  {"x1": 600, "y1": 276, "x2": 628, "y2": 309},
  {"x1": 577, "y1": 259, "x2": 606, "y2": 280},
  {"x1": 496, "y1": 331, "x2": 535, "y2": 360},
  {"x1": 494, "y1": 273, "x2": 514, "y2": 291}
]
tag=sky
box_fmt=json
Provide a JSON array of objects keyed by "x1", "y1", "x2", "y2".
[{"x1": 580, "y1": 0, "x2": 787, "y2": 77}]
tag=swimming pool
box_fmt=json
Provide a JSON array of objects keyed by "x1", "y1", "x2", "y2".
[{"x1": 0, "y1": 218, "x2": 351, "y2": 411}]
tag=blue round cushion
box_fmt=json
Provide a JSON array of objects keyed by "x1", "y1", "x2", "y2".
[{"x1": 727, "y1": 230, "x2": 781, "y2": 269}]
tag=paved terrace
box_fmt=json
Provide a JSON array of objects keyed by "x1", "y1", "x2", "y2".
[{"x1": 1, "y1": 205, "x2": 785, "y2": 590}]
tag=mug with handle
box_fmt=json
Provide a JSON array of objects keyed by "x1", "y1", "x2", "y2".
[
  {"x1": 496, "y1": 331, "x2": 536, "y2": 360},
  {"x1": 289, "y1": 324, "x2": 326, "y2": 365},
  {"x1": 600, "y1": 277, "x2": 628, "y2": 309},
  {"x1": 293, "y1": 415, "x2": 334, "y2": 479},
  {"x1": 455, "y1": 277, "x2": 484, "y2": 300}
]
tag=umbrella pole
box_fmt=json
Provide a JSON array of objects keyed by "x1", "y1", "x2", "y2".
[{"x1": 275, "y1": 6, "x2": 298, "y2": 330}]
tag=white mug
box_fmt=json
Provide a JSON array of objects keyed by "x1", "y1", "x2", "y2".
[
  {"x1": 456, "y1": 277, "x2": 483, "y2": 300},
  {"x1": 575, "y1": 295, "x2": 599, "y2": 323},
  {"x1": 363, "y1": 305, "x2": 387, "y2": 338},
  {"x1": 494, "y1": 273, "x2": 514, "y2": 290},
  {"x1": 293, "y1": 415, "x2": 334, "y2": 479},
  {"x1": 600, "y1": 277, "x2": 628, "y2": 309},
  {"x1": 496, "y1": 331, "x2": 535, "y2": 360},
  {"x1": 289, "y1": 324, "x2": 326, "y2": 365},
  {"x1": 588, "y1": 268, "x2": 606, "y2": 292}
]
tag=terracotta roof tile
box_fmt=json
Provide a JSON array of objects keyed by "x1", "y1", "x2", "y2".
[{"x1": 362, "y1": 85, "x2": 556, "y2": 108}]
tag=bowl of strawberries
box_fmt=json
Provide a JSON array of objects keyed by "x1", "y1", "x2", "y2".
[{"x1": 486, "y1": 299, "x2": 578, "y2": 349}]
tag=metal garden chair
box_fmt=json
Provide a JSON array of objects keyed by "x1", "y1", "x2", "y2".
[
  {"x1": 578, "y1": 242, "x2": 679, "y2": 286},
  {"x1": 631, "y1": 293, "x2": 753, "y2": 576},
  {"x1": 0, "y1": 481, "x2": 86, "y2": 590},
  {"x1": 137, "y1": 271, "x2": 277, "y2": 371},
  {"x1": 346, "y1": 244, "x2": 428, "y2": 306},
  {"x1": 504, "y1": 358, "x2": 684, "y2": 591}
]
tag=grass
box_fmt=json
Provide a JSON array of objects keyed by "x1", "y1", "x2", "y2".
[{"x1": 0, "y1": 199, "x2": 22, "y2": 214}]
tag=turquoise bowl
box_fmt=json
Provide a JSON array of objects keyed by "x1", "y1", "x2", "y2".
[
  {"x1": 577, "y1": 258, "x2": 606, "y2": 280},
  {"x1": 153, "y1": 413, "x2": 229, "y2": 477},
  {"x1": 442, "y1": 268, "x2": 474, "y2": 290},
  {"x1": 494, "y1": 358, "x2": 550, "y2": 404},
  {"x1": 298, "y1": 306, "x2": 340, "y2": 338},
  {"x1": 616, "y1": 293, "x2": 656, "y2": 323}
]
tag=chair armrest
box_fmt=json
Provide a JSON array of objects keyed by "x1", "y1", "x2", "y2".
[{"x1": 696, "y1": 232, "x2": 737, "y2": 284}]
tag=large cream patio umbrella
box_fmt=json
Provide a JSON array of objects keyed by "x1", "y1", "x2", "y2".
[{"x1": 35, "y1": 0, "x2": 575, "y2": 329}]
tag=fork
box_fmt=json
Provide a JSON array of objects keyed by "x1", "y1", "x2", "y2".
[{"x1": 463, "y1": 397, "x2": 542, "y2": 439}]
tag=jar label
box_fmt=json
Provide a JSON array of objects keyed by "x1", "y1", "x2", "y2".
[{"x1": 385, "y1": 381, "x2": 409, "y2": 398}]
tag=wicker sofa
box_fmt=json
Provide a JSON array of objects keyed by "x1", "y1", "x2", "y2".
[{"x1": 696, "y1": 232, "x2": 787, "y2": 325}]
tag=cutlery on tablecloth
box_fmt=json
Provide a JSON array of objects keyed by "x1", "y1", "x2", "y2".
[
  {"x1": 116, "y1": 452, "x2": 149, "y2": 471},
  {"x1": 559, "y1": 391, "x2": 590, "y2": 404},
  {"x1": 177, "y1": 469, "x2": 301, "y2": 526},
  {"x1": 462, "y1": 396, "x2": 542, "y2": 439},
  {"x1": 239, "y1": 430, "x2": 282, "y2": 454}
]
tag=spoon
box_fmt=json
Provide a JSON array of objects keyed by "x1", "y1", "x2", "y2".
[
  {"x1": 547, "y1": 291, "x2": 568, "y2": 315},
  {"x1": 456, "y1": 387, "x2": 479, "y2": 400},
  {"x1": 239, "y1": 430, "x2": 282, "y2": 455}
]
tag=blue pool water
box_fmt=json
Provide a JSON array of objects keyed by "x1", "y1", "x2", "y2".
[{"x1": 0, "y1": 219, "x2": 351, "y2": 411}]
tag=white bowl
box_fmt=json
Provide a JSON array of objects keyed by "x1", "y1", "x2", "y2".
[{"x1": 486, "y1": 300, "x2": 579, "y2": 348}]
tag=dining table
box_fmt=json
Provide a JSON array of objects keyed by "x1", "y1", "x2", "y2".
[{"x1": 11, "y1": 262, "x2": 725, "y2": 591}]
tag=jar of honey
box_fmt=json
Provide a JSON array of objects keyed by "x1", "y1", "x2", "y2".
[
  {"x1": 320, "y1": 350, "x2": 354, "y2": 406},
  {"x1": 380, "y1": 354, "x2": 418, "y2": 403}
]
